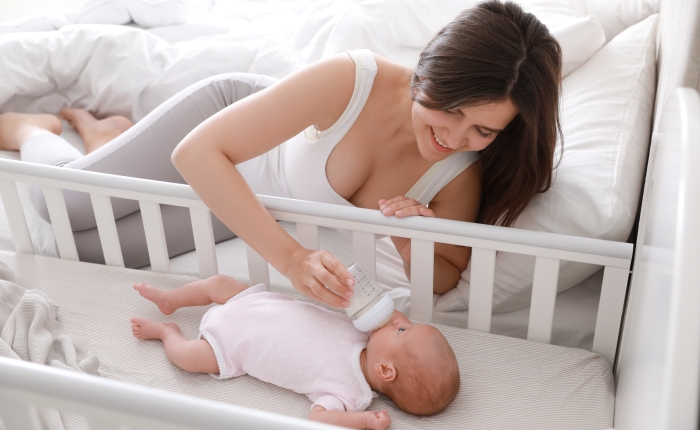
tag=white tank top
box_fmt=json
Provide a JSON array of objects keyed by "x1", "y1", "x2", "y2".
[{"x1": 236, "y1": 49, "x2": 479, "y2": 207}]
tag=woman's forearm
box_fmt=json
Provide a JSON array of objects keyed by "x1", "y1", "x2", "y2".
[{"x1": 172, "y1": 146, "x2": 301, "y2": 275}]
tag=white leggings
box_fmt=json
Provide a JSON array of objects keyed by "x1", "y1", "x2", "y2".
[{"x1": 21, "y1": 73, "x2": 277, "y2": 268}]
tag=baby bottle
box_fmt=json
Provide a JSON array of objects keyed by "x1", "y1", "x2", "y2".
[{"x1": 345, "y1": 262, "x2": 395, "y2": 332}]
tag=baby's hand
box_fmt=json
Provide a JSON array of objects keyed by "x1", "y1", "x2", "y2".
[
  {"x1": 379, "y1": 197, "x2": 435, "y2": 218},
  {"x1": 364, "y1": 409, "x2": 391, "y2": 430}
]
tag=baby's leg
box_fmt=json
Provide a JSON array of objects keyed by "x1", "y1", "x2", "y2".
[
  {"x1": 131, "y1": 317, "x2": 218, "y2": 373},
  {"x1": 134, "y1": 274, "x2": 250, "y2": 315}
]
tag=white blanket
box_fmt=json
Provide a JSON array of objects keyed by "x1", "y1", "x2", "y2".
[{"x1": 0, "y1": 259, "x2": 99, "y2": 430}]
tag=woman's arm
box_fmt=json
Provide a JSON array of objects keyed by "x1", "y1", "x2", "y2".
[
  {"x1": 380, "y1": 162, "x2": 481, "y2": 294},
  {"x1": 308, "y1": 406, "x2": 391, "y2": 430},
  {"x1": 172, "y1": 55, "x2": 359, "y2": 307}
]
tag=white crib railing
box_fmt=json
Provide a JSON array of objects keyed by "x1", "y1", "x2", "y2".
[
  {"x1": 0, "y1": 157, "x2": 633, "y2": 430},
  {"x1": 0, "y1": 355, "x2": 342, "y2": 430},
  {"x1": 0, "y1": 158, "x2": 632, "y2": 367}
]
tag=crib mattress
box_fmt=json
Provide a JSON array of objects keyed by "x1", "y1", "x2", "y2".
[{"x1": 0, "y1": 251, "x2": 614, "y2": 430}]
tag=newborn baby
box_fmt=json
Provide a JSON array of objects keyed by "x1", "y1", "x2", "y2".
[{"x1": 131, "y1": 274, "x2": 460, "y2": 430}]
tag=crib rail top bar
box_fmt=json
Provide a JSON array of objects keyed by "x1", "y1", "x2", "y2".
[
  {"x1": 0, "y1": 357, "x2": 343, "y2": 430},
  {"x1": 0, "y1": 158, "x2": 632, "y2": 263}
]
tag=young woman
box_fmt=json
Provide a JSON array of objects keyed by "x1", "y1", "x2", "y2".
[{"x1": 0, "y1": 0, "x2": 561, "y2": 308}]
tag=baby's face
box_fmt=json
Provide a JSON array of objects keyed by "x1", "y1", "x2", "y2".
[{"x1": 367, "y1": 310, "x2": 437, "y2": 360}]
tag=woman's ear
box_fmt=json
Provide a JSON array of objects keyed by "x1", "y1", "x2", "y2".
[{"x1": 374, "y1": 362, "x2": 397, "y2": 383}]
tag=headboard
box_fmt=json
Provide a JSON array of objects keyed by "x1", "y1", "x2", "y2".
[{"x1": 653, "y1": 0, "x2": 700, "y2": 128}]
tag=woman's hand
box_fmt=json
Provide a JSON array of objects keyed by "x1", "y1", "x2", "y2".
[
  {"x1": 379, "y1": 197, "x2": 435, "y2": 262},
  {"x1": 364, "y1": 409, "x2": 391, "y2": 430},
  {"x1": 378, "y1": 196, "x2": 435, "y2": 219},
  {"x1": 286, "y1": 248, "x2": 355, "y2": 308}
]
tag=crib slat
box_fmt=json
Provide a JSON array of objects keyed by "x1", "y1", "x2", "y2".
[
  {"x1": 139, "y1": 201, "x2": 170, "y2": 274},
  {"x1": 42, "y1": 186, "x2": 79, "y2": 261},
  {"x1": 0, "y1": 180, "x2": 34, "y2": 254},
  {"x1": 352, "y1": 231, "x2": 376, "y2": 280},
  {"x1": 467, "y1": 248, "x2": 496, "y2": 333},
  {"x1": 190, "y1": 208, "x2": 218, "y2": 278},
  {"x1": 527, "y1": 256, "x2": 561, "y2": 344},
  {"x1": 297, "y1": 223, "x2": 319, "y2": 250},
  {"x1": 90, "y1": 194, "x2": 124, "y2": 268},
  {"x1": 0, "y1": 400, "x2": 41, "y2": 430},
  {"x1": 410, "y1": 239, "x2": 434, "y2": 322},
  {"x1": 592, "y1": 266, "x2": 630, "y2": 366},
  {"x1": 245, "y1": 244, "x2": 270, "y2": 287}
]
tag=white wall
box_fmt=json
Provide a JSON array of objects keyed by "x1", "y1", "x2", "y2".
[{"x1": 0, "y1": 0, "x2": 84, "y2": 23}]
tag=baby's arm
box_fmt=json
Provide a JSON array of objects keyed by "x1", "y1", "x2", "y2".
[{"x1": 308, "y1": 406, "x2": 390, "y2": 430}]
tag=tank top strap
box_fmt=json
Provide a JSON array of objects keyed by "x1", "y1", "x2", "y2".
[
  {"x1": 405, "y1": 152, "x2": 480, "y2": 206},
  {"x1": 304, "y1": 49, "x2": 377, "y2": 142}
]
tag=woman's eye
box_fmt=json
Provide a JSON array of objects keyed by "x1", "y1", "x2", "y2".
[
  {"x1": 476, "y1": 128, "x2": 493, "y2": 138},
  {"x1": 398, "y1": 328, "x2": 405, "y2": 333}
]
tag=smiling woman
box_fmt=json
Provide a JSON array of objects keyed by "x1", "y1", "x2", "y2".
[{"x1": 2, "y1": 0, "x2": 562, "y2": 305}]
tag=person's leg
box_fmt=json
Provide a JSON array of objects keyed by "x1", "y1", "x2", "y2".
[
  {"x1": 59, "y1": 108, "x2": 133, "y2": 154},
  {"x1": 16, "y1": 73, "x2": 277, "y2": 267},
  {"x1": 134, "y1": 274, "x2": 250, "y2": 315},
  {"x1": 0, "y1": 113, "x2": 63, "y2": 151},
  {"x1": 130, "y1": 318, "x2": 218, "y2": 374}
]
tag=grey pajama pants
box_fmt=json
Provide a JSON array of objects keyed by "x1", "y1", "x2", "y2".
[{"x1": 20, "y1": 73, "x2": 277, "y2": 268}]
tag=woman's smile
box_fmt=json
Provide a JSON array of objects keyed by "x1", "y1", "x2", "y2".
[{"x1": 430, "y1": 127, "x2": 453, "y2": 153}]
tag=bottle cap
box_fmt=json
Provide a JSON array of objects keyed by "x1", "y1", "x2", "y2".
[{"x1": 352, "y1": 294, "x2": 395, "y2": 332}]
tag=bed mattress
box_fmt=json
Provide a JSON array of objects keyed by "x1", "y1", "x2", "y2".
[{"x1": 0, "y1": 250, "x2": 614, "y2": 430}]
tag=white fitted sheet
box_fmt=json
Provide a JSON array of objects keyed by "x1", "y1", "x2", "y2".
[{"x1": 0, "y1": 250, "x2": 614, "y2": 430}]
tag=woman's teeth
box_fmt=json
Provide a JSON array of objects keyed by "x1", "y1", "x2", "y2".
[{"x1": 434, "y1": 133, "x2": 449, "y2": 149}]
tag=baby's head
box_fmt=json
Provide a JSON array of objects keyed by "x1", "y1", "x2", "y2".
[{"x1": 364, "y1": 310, "x2": 459, "y2": 415}]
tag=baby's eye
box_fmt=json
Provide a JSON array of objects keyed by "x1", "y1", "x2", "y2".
[{"x1": 398, "y1": 328, "x2": 405, "y2": 333}]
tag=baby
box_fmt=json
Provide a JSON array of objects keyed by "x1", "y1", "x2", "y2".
[{"x1": 131, "y1": 274, "x2": 460, "y2": 430}]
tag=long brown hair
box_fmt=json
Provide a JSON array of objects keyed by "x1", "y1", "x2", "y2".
[{"x1": 410, "y1": 0, "x2": 562, "y2": 226}]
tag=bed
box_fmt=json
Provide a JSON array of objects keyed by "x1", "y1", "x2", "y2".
[
  {"x1": 0, "y1": 0, "x2": 661, "y2": 349},
  {"x1": 0, "y1": 0, "x2": 698, "y2": 428}
]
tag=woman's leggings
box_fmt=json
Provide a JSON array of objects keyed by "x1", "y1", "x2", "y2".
[{"x1": 20, "y1": 73, "x2": 277, "y2": 268}]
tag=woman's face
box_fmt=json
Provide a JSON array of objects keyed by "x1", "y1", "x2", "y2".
[{"x1": 412, "y1": 98, "x2": 519, "y2": 162}]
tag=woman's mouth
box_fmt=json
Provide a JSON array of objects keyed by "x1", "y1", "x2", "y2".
[{"x1": 430, "y1": 127, "x2": 452, "y2": 152}]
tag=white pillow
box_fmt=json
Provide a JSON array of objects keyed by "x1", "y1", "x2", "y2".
[
  {"x1": 574, "y1": 0, "x2": 660, "y2": 41},
  {"x1": 436, "y1": 14, "x2": 659, "y2": 313},
  {"x1": 286, "y1": 0, "x2": 605, "y2": 77}
]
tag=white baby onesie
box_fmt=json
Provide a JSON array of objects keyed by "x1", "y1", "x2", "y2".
[{"x1": 199, "y1": 284, "x2": 376, "y2": 412}]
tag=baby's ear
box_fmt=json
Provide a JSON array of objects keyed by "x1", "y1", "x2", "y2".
[{"x1": 374, "y1": 362, "x2": 397, "y2": 382}]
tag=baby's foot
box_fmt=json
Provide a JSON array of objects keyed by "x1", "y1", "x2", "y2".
[
  {"x1": 59, "y1": 108, "x2": 132, "y2": 154},
  {"x1": 0, "y1": 112, "x2": 62, "y2": 151},
  {"x1": 130, "y1": 317, "x2": 180, "y2": 340},
  {"x1": 134, "y1": 283, "x2": 176, "y2": 315}
]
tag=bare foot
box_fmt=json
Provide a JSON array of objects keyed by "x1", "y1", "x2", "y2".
[
  {"x1": 59, "y1": 108, "x2": 133, "y2": 153},
  {"x1": 0, "y1": 112, "x2": 62, "y2": 151},
  {"x1": 131, "y1": 317, "x2": 180, "y2": 340},
  {"x1": 134, "y1": 283, "x2": 176, "y2": 315}
]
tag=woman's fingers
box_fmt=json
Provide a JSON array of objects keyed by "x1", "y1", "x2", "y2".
[
  {"x1": 288, "y1": 248, "x2": 355, "y2": 308},
  {"x1": 306, "y1": 278, "x2": 350, "y2": 308},
  {"x1": 378, "y1": 196, "x2": 434, "y2": 218},
  {"x1": 318, "y1": 251, "x2": 354, "y2": 297}
]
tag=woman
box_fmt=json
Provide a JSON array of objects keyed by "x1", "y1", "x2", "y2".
[{"x1": 0, "y1": 0, "x2": 561, "y2": 308}]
